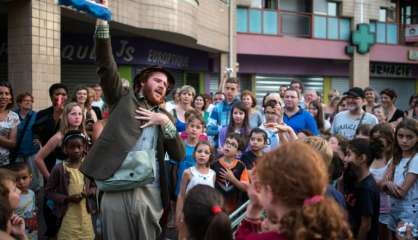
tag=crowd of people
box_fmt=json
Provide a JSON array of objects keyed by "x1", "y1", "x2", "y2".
[{"x1": 0, "y1": 15, "x2": 417, "y2": 240}]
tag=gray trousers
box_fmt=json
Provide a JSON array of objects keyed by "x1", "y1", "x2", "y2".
[{"x1": 101, "y1": 186, "x2": 163, "y2": 240}]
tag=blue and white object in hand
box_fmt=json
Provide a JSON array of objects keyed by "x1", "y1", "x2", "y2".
[{"x1": 58, "y1": 0, "x2": 112, "y2": 21}]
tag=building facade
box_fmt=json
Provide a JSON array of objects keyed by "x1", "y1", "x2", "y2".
[
  {"x1": 1, "y1": 0, "x2": 232, "y2": 109},
  {"x1": 1, "y1": 0, "x2": 418, "y2": 110},
  {"x1": 236, "y1": 0, "x2": 418, "y2": 109}
]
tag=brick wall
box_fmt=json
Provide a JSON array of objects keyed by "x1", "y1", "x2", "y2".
[
  {"x1": 110, "y1": 0, "x2": 229, "y2": 52},
  {"x1": 8, "y1": 0, "x2": 60, "y2": 110}
]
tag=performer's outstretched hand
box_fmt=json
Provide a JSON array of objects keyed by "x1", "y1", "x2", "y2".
[{"x1": 101, "y1": 0, "x2": 108, "y2": 8}]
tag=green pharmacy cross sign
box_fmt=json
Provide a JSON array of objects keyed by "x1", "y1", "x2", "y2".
[{"x1": 346, "y1": 23, "x2": 376, "y2": 55}]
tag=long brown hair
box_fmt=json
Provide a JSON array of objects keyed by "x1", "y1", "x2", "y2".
[
  {"x1": 309, "y1": 100, "x2": 325, "y2": 131},
  {"x1": 183, "y1": 185, "x2": 232, "y2": 240},
  {"x1": 227, "y1": 102, "x2": 250, "y2": 138},
  {"x1": 369, "y1": 123, "x2": 394, "y2": 161},
  {"x1": 256, "y1": 142, "x2": 353, "y2": 240},
  {"x1": 386, "y1": 119, "x2": 418, "y2": 181}
]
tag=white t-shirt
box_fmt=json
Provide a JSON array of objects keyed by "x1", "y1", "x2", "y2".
[
  {"x1": 331, "y1": 110, "x2": 378, "y2": 140},
  {"x1": 370, "y1": 164, "x2": 390, "y2": 213},
  {"x1": 392, "y1": 154, "x2": 418, "y2": 206},
  {"x1": 186, "y1": 166, "x2": 215, "y2": 193},
  {"x1": 16, "y1": 190, "x2": 37, "y2": 240}
]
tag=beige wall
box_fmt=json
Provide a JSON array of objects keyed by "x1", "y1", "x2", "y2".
[
  {"x1": 110, "y1": 0, "x2": 229, "y2": 52},
  {"x1": 340, "y1": 0, "x2": 397, "y2": 88},
  {"x1": 341, "y1": 0, "x2": 394, "y2": 21},
  {"x1": 8, "y1": 0, "x2": 61, "y2": 110}
]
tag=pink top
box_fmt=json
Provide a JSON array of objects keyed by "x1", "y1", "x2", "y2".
[{"x1": 235, "y1": 219, "x2": 287, "y2": 240}]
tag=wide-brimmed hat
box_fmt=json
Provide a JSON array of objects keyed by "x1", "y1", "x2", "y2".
[{"x1": 134, "y1": 66, "x2": 175, "y2": 93}]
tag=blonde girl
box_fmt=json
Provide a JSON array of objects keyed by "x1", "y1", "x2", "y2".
[{"x1": 35, "y1": 102, "x2": 85, "y2": 178}]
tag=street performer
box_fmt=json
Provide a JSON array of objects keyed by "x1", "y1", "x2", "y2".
[{"x1": 80, "y1": 1, "x2": 185, "y2": 238}]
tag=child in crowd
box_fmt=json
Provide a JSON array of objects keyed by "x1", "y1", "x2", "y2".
[
  {"x1": 176, "y1": 141, "x2": 216, "y2": 240},
  {"x1": 241, "y1": 128, "x2": 268, "y2": 171},
  {"x1": 372, "y1": 105, "x2": 387, "y2": 123},
  {"x1": 183, "y1": 184, "x2": 232, "y2": 240},
  {"x1": 36, "y1": 102, "x2": 86, "y2": 178},
  {"x1": 0, "y1": 169, "x2": 27, "y2": 240},
  {"x1": 0, "y1": 196, "x2": 26, "y2": 240},
  {"x1": 382, "y1": 119, "x2": 418, "y2": 238},
  {"x1": 344, "y1": 138, "x2": 380, "y2": 240},
  {"x1": 9, "y1": 163, "x2": 37, "y2": 240},
  {"x1": 302, "y1": 137, "x2": 346, "y2": 209},
  {"x1": 174, "y1": 114, "x2": 206, "y2": 197},
  {"x1": 236, "y1": 142, "x2": 352, "y2": 240},
  {"x1": 212, "y1": 133, "x2": 249, "y2": 214},
  {"x1": 218, "y1": 102, "x2": 250, "y2": 155},
  {"x1": 45, "y1": 130, "x2": 94, "y2": 240},
  {"x1": 0, "y1": 169, "x2": 21, "y2": 211},
  {"x1": 179, "y1": 111, "x2": 208, "y2": 141},
  {"x1": 369, "y1": 123, "x2": 394, "y2": 240},
  {"x1": 35, "y1": 102, "x2": 86, "y2": 238},
  {"x1": 328, "y1": 134, "x2": 348, "y2": 183},
  {"x1": 355, "y1": 124, "x2": 372, "y2": 139}
]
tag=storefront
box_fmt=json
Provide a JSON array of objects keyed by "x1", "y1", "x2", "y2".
[
  {"x1": 238, "y1": 55, "x2": 418, "y2": 109},
  {"x1": 369, "y1": 62, "x2": 417, "y2": 109},
  {"x1": 61, "y1": 34, "x2": 214, "y2": 96},
  {"x1": 237, "y1": 54, "x2": 349, "y2": 102}
]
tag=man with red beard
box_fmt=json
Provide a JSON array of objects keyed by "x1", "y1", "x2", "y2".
[{"x1": 80, "y1": 9, "x2": 185, "y2": 239}]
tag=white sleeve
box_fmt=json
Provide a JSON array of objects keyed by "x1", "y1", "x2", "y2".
[{"x1": 407, "y1": 155, "x2": 418, "y2": 175}]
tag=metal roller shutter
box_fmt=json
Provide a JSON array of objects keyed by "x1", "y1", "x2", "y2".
[
  {"x1": 371, "y1": 78, "x2": 415, "y2": 110},
  {"x1": 331, "y1": 77, "x2": 349, "y2": 94},
  {"x1": 209, "y1": 73, "x2": 220, "y2": 95},
  {"x1": 255, "y1": 75, "x2": 324, "y2": 103},
  {"x1": 62, "y1": 64, "x2": 99, "y2": 96}
]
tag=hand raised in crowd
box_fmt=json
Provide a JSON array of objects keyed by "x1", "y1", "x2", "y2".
[
  {"x1": 9, "y1": 214, "x2": 26, "y2": 240},
  {"x1": 264, "y1": 122, "x2": 291, "y2": 134},
  {"x1": 246, "y1": 171, "x2": 263, "y2": 220},
  {"x1": 135, "y1": 107, "x2": 170, "y2": 128}
]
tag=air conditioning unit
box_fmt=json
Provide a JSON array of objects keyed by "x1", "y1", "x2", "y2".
[{"x1": 405, "y1": 24, "x2": 418, "y2": 42}]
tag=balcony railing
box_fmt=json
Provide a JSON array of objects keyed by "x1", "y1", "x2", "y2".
[{"x1": 237, "y1": 7, "x2": 351, "y2": 41}]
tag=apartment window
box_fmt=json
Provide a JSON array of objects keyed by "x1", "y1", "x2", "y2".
[
  {"x1": 402, "y1": 6, "x2": 412, "y2": 24},
  {"x1": 264, "y1": 0, "x2": 277, "y2": 9},
  {"x1": 250, "y1": 0, "x2": 277, "y2": 9},
  {"x1": 251, "y1": 0, "x2": 262, "y2": 8},
  {"x1": 327, "y1": 2, "x2": 338, "y2": 16},
  {"x1": 379, "y1": 8, "x2": 387, "y2": 22}
]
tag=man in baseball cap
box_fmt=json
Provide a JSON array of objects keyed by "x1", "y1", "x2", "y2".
[
  {"x1": 331, "y1": 87, "x2": 378, "y2": 139},
  {"x1": 343, "y1": 87, "x2": 365, "y2": 99}
]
